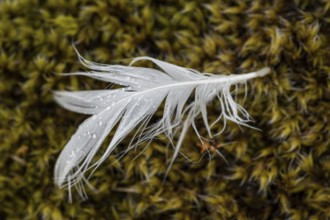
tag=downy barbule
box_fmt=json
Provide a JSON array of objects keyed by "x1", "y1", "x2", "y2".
[{"x1": 54, "y1": 53, "x2": 270, "y2": 197}]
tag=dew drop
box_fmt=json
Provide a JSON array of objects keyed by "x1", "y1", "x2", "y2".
[
  {"x1": 92, "y1": 133, "x2": 97, "y2": 139},
  {"x1": 98, "y1": 121, "x2": 103, "y2": 126},
  {"x1": 69, "y1": 150, "x2": 76, "y2": 158}
]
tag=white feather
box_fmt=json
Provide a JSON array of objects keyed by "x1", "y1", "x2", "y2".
[{"x1": 54, "y1": 53, "x2": 270, "y2": 192}]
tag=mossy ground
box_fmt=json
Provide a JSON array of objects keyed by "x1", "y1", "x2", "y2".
[{"x1": 0, "y1": 0, "x2": 329, "y2": 219}]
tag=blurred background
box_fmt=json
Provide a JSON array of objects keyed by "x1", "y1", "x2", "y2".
[{"x1": 0, "y1": 0, "x2": 329, "y2": 219}]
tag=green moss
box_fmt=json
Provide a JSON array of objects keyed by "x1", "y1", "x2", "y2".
[{"x1": 0, "y1": 0, "x2": 329, "y2": 219}]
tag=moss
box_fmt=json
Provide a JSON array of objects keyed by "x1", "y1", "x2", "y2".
[{"x1": 0, "y1": 0, "x2": 329, "y2": 219}]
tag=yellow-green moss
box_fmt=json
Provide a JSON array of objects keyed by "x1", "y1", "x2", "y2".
[{"x1": 0, "y1": 0, "x2": 329, "y2": 219}]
